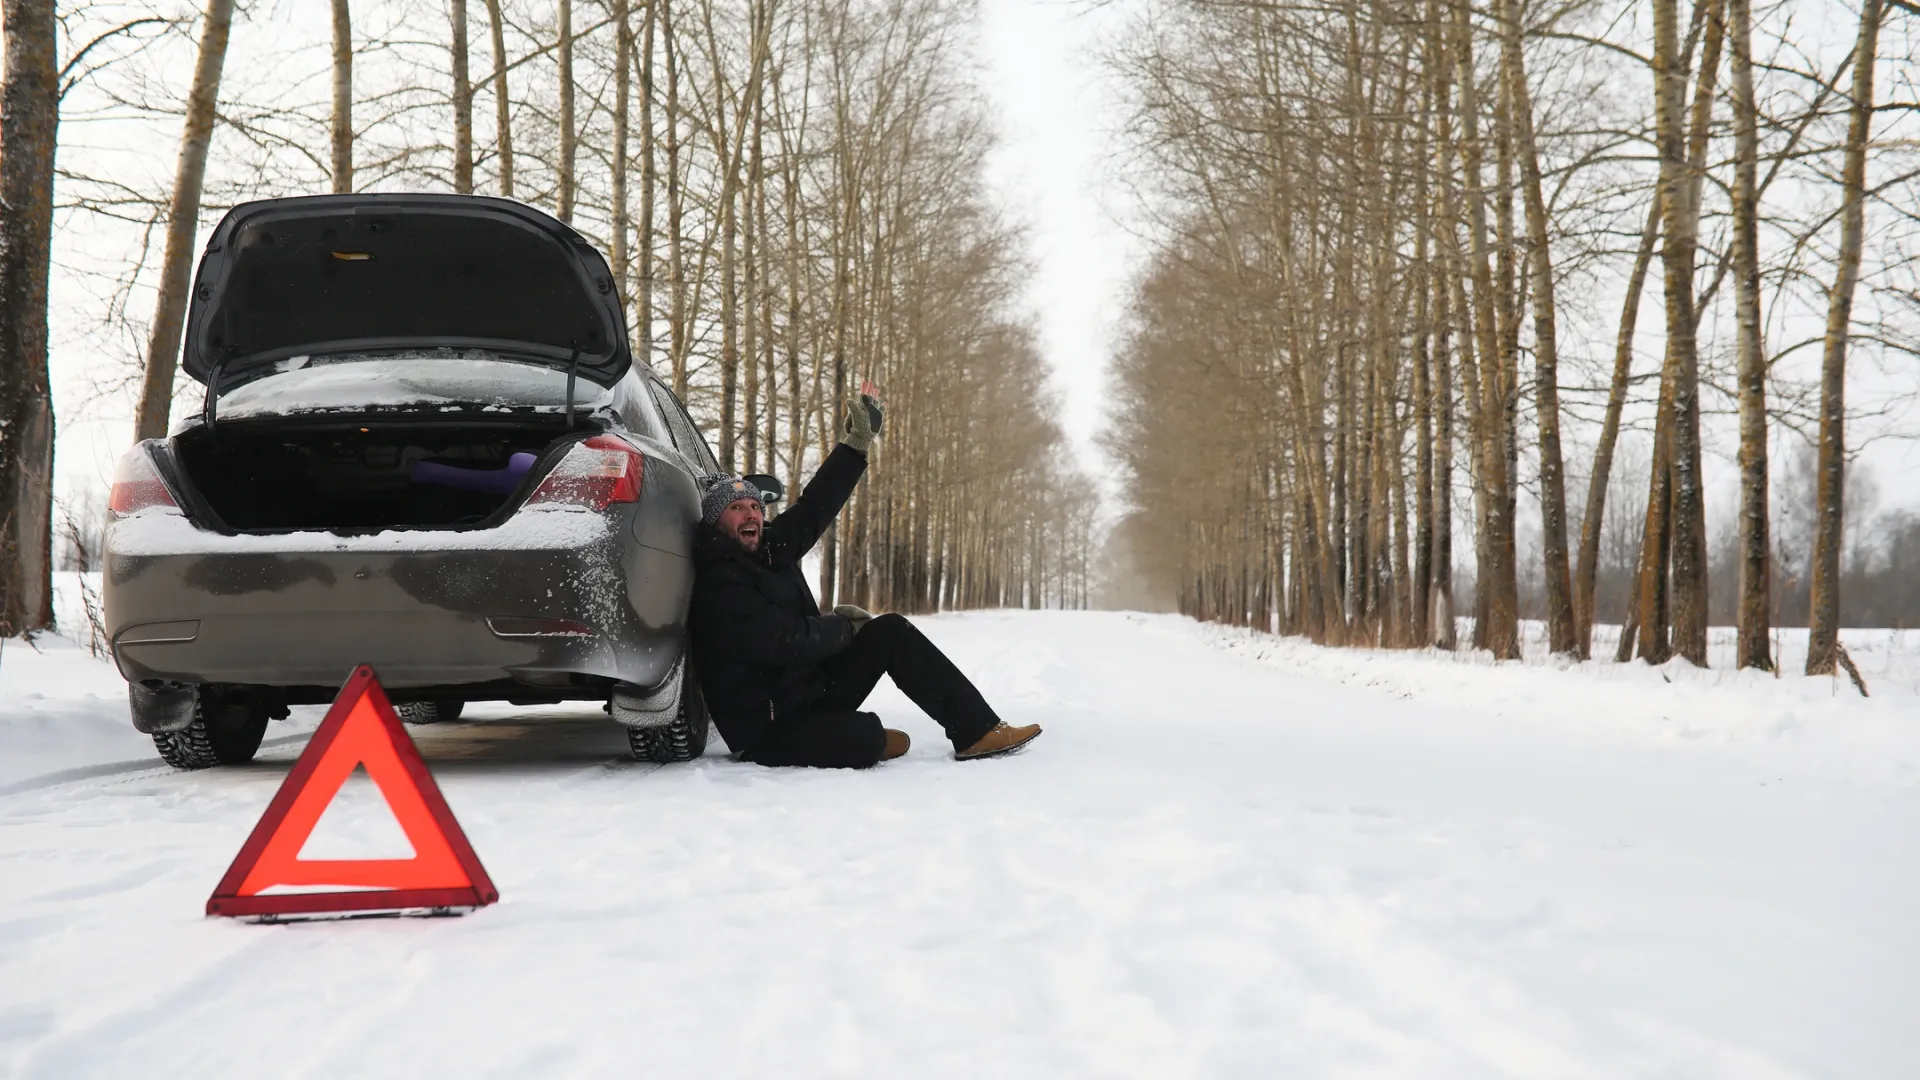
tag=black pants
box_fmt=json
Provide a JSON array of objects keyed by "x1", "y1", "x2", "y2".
[{"x1": 746, "y1": 614, "x2": 1002, "y2": 769}]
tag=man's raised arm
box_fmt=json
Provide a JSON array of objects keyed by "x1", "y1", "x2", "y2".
[{"x1": 767, "y1": 389, "x2": 883, "y2": 558}]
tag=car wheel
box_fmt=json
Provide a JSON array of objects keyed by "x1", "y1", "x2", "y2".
[
  {"x1": 152, "y1": 689, "x2": 271, "y2": 770},
  {"x1": 396, "y1": 700, "x2": 464, "y2": 725},
  {"x1": 615, "y1": 655, "x2": 710, "y2": 764}
]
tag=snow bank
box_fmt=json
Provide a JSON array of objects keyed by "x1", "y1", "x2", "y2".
[
  {"x1": 2, "y1": 576, "x2": 212, "y2": 791},
  {"x1": 0, "y1": 634, "x2": 152, "y2": 792},
  {"x1": 1180, "y1": 616, "x2": 1919, "y2": 788}
]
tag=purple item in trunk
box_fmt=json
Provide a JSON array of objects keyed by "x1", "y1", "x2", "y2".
[{"x1": 411, "y1": 451, "x2": 538, "y2": 495}]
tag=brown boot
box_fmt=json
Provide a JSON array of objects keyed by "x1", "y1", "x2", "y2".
[
  {"x1": 956, "y1": 721, "x2": 1042, "y2": 760},
  {"x1": 881, "y1": 729, "x2": 910, "y2": 761}
]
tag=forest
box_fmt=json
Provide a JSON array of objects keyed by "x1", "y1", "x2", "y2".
[
  {"x1": 1106, "y1": 0, "x2": 1920, "y2": 669},
  {"x1": 3, "y1": 0, "x2": 1916, "y2": 670}
]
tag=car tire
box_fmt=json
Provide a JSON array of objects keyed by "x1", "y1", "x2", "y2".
[
  {"x1": 152, "y1": 689, "x2": 271, "y2": 770},
  {"x1": 615, "y1": 655, "x2": 710, "y2": 764},
  {"x1": 396, "y1": 700, "x2": 464, "y2": 725}
]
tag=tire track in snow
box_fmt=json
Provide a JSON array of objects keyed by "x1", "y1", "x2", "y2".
[{"x1": 0, "y1": 733, "x2": 313, "y2": 801}]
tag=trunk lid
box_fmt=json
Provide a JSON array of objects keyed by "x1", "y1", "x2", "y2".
[{"x1": 182, "y1": 194, "x2": 630, "y2": 393}]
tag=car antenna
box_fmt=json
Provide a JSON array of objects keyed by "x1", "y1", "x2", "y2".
[{"x1": 563, "y1": 343, "x2": 581, "y2": 431}]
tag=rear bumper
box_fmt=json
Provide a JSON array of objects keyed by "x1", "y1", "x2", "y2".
[{"x1": 103, "y1": 507, "x2": 689, "y2": 699}]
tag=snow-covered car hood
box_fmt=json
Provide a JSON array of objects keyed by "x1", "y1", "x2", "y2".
[
  {"x1": 181, "y1": 193, "x2": 630, "y2": 392},
  {"x1": 208, "y1": 354, "x2": 615, "y2": 422}
]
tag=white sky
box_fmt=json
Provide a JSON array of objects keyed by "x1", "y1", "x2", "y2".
[{"x1": 976, "y1": 0, "x2": 1144, "y2": 491}]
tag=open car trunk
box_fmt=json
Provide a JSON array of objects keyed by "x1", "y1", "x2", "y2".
[{"x1": 171, "y1": 416, "x2": 572, "y2": 533}]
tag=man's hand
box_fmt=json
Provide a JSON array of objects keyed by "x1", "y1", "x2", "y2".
[
  {"x1": 833, "y1": 604, "x2": 875, "y2": 631},
  {"x1": 840, "y1": 380, "x2": 884, "y2": 452}
]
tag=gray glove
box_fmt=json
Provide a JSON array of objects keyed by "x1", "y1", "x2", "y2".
[
  {"x1": 840, "y1": 392, "x2": 884, "y2": 453},
  {"x1": 833, "y1": 604, "x2": 875, "y2": 631}
]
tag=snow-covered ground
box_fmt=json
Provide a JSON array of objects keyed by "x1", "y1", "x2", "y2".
[{"x1": 2, "y1": 595, "x2": 1914, "y2": 1077}]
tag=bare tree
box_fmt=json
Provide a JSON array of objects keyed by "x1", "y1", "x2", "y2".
[
  {"x1": 636, "y1": 0, "x2": 662, "y2": 367},
  {"x1": 610, "y1": 0, "x2": 631, "y2": 295},
  {"x1": 331, "y1": 0, "x2": 353, "y2": 192},
  {"x1": 1575, "y1": 203, "x2": 1657, "y2": 655},
  {"x1": 556, "y1": 0, "x2": 576, "y2": 222},
  {"x1": 1452, "y1": 0, "x2": 1521, "y2": 658},
  {"x1": 1499, "y1": 0, "x2": 1574, "y2": 655},
  {"x1": 1806, "y1": 0, "x2": 1885, "y2": 675},
  {"x1": 663, "y1": 0, "x2": 689, "y2": 393},
  {"x1": 483, "y1": 0, "x2": 513, "y2": 196},
  {"x1": 1727, "y1": 0, "x2": 1769, "y2": 669},
  {"x1": 1633, "y1": 0, "x2": 1720, "y2": 666},
  {"x1": 450, "y1": 0, "x2": 474, "y2": 194},
  {"x1": 0, "y1": 0, "x2": 59, "y2": 636},
  {"x1": 132, "y1": 0, "x2": 236, "y2": 443}
]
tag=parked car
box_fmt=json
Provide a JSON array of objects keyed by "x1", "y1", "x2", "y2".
[{"x1": 102, "y1": 193, "x2": 780, "y2": 768}]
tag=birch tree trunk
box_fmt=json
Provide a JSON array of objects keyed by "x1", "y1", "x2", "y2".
[
  {"x1": 719, "y1": 175, "x2": 740, "y2": 469},
  {"x1": 1659, "y1": 0, "x2": 1720, "y2": 666},
  {"x1": 1412, "y1": 101, "x2": 1434, "y2": 645},
  {"x1": 483, "y1": 0, "x2": 514, "y2": 196},
  {"x1": 1633, "y1": 386, "x2": 1676, "y2": 663},
  {"x1": 1451, "y1": 0, "x2": 1520, "y2": 659},
  {"x1": 755, "y1": 103, "x2": 776, "y2": 475},
  {"x1": 451, "y1": 0, "x2": 474, "y2": 194},
  {"x1": 133, "y1": 0, "x2": 236, "y2": 443},
  {"x1": 0, "y1": 0, "x2": 59, "y2": 635},
  {"x1": 610, "y1": 0, "x2": 631, "y2": 298},
  {"x1": 1636, "y1": 0, "x2": 1718, "y2": 665},
  {"x1": 1575, "y1": 202, "x2": 1657, "y2": 653},
  {"x1": 1432, "y1": 272, "x2": 1456, "y2": 650},
  {"x1": 1427, "y1": 0, "x2": 1457, "y2": 650},
  {"x1": 743, "y1": 64, "x2": 766, "y2": 474},
  {"x1": 556, "y1": 0, "x2": 576, "y2": 223},
  {"x1": 331, "y1": 0, "x2": 354, "y2": 192},
  {"x1": 1500, "y1": 0, "x2": 1575, "y2": 655},
  {"x1": 778, "y1": 63, "x2": 808, "y2": 499},
  {"x1": 1727, "y1": 0, "x2": 1771, "y2": 670},
  {"x1": 1806, "y1": 0, "x2": 1883, "y2": 675},
  {"x1": 636, "y1": 0, "x2": 657, "y2": 362},
  {"x1": 663, "y1": 0, "x2": 689, "y2": 393}
]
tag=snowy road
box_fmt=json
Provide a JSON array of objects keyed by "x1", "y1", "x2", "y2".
[{"x1": 2, "y1": 610, "x2": 1915, "y2": 1078}]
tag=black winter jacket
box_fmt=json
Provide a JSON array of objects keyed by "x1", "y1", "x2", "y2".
[{"x1": 689, "y1": 444, "x2": 867, "y2": 755}]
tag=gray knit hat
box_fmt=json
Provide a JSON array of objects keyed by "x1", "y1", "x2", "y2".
[{"x1": 701, "y1": 474, "x2": 765, "y2": 526}]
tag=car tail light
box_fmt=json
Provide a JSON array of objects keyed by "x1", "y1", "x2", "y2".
[
  {"x1": 525, "y1": 434, "x2": 645, "y2": 511},
  {"x1": 107, "y1": 445, "x2": 181, "y2": 517}
]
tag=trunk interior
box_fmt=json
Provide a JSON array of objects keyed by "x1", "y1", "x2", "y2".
[{"x1": 172, "y1": 417, "x2": 569, "y2": 532}]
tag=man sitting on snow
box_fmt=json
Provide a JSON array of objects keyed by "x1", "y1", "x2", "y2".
[{"x1": 689, "y1": 385, "x2": 1041, "y2": 768}]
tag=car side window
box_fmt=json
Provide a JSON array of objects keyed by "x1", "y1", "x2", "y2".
[{"x1": 648, "y1": 380, "x2": 720, "y2": 473}]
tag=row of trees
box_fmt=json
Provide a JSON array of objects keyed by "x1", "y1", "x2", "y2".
[
  {"x1": 1108, "y1": 0, "x2": 1917, "y2": 669},
  {"x1": 0, "y1": 0, "x2": 1094, "y2": 636}
]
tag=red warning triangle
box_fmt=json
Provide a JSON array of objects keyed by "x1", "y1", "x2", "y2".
[{"x1": 207, "y1": 666, "x2": 499, "y2": 918}]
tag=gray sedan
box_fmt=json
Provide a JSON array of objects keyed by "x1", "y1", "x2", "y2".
[{"x1": 102, "y1": 193, "x2": 777, "y2": 768}]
